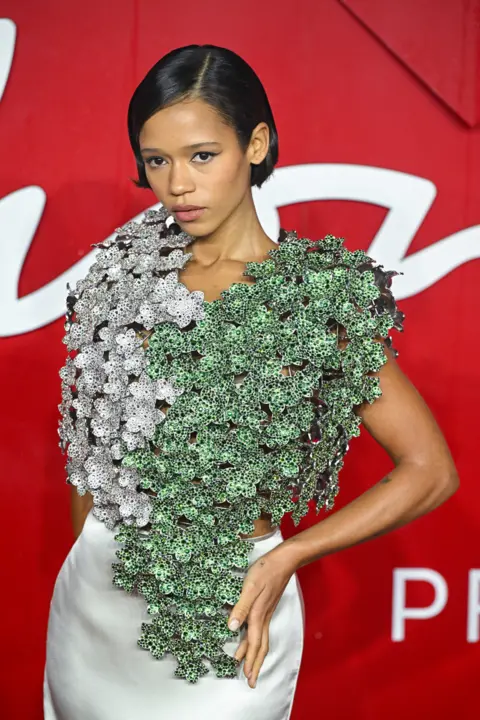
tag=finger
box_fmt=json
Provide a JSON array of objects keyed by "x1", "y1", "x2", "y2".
[
  {"x1": 228, "y1": 579, "x2": 263, "y2": 631},
  {"x1": 247, "y1": 623, "x2": 270, "y2": 688},
  {"x1": 233, "y1": 634, "x2": 248, "y2": 663},
  {"x1": 243, "y1": 610, "x2": 267, "y2": 679}
]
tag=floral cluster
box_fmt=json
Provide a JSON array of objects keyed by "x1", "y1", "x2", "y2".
[
  {"x1": 58, "y1": 208, "x2": 204, "y2": 528},
  {"x1": 58, "y1": 213, "x2": 404, "y2": 682}
]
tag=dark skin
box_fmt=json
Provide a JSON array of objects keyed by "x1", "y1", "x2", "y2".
[{"x1": 71, "y1": 97, "x2": 459, "y2": 688}]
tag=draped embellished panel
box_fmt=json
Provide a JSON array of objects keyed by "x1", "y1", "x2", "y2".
[{"x1": 58, "y1": 207, "x2": 404, "y2": 682}]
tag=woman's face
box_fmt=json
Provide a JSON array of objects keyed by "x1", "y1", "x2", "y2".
[{"x1": 138, "y1": 98, "x2": 268, "y2": 235}]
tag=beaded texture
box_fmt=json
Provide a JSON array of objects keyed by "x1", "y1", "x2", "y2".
[{"x1": 58, "y1": 208, "x2": 405, "y2": 683}]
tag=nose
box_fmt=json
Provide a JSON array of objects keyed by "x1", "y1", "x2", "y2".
[{"x1": 168, "y1": 160, "x2": 195, "y2": 196}]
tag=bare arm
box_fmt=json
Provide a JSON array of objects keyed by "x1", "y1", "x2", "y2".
[
  {"x1": 70, "y1": 486, "x2": 94, "y2": 539},
  {"x1": 278, "y1": 341, "x2": 460, "y2": 570}
]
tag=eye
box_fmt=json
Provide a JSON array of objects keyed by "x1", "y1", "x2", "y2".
[
  {"x1": 144, "y1": 156, "x2": 164, "y2": 169},
  {"x1": 143, "y1": 151, "x2": 219, "y2": 170},
  {"x1": 192, "y1": 151, "x2": 218, "y2": 163}
]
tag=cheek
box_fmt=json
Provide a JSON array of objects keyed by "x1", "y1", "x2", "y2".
[
  {"x1": 215, "y1": 154, "x2": 249, "y2": 190},
  {"x1": 144, "y1": 171, "x2": 165, "y2": 199}
]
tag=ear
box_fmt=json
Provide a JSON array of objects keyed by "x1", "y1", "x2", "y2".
[{"x1": 247, "y1": 122, "x2": 270, "y2": 166}]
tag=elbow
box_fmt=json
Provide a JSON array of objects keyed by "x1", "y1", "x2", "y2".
[
  {"x1": 405, "y1": 457, "x2": 460, "y2": 510},
  {"x1": 442, "y1": 467, "x2": 460, "y2": 497},
  {"x1": 432, "y1": 464, "x2": 460, "y2": 507}
]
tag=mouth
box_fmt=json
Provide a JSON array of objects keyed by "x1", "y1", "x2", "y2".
[{"x1": 172, "y1": 207, "x2": 206, "y2": 222}]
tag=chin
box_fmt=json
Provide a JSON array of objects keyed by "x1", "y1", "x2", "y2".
[{"x1": 180, "y1": 221, "x2": 213, "y2": 239}]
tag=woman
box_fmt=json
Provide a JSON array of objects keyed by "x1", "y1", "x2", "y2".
[{"x1": 44, "y1": 44, "x2": 459, "y2": 719}]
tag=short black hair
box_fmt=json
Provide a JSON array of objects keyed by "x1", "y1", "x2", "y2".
[{"x1": 127, "y1": 44, "x2": 279, "y2": 190}]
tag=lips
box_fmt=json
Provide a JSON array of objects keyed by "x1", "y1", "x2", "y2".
[
  {"x1": 172, "y1": 205, "x2": 204, "y2": 212},
  {"x1": 173, "y1": 207, "x2": 205, "y2": 222}
]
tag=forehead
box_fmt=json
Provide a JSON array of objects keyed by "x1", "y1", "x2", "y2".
[{"x1": 139, "y1": 99, "x2": 233, "y2": 149}]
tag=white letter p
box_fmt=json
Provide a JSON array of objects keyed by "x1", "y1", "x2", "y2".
[{"x1": 392, "y1": 568, "x2": 448, "y2": 641}]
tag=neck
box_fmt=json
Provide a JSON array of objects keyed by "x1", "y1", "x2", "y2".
[{"x1": 185, "y1": 192, "x2": 276, "y2": 265}]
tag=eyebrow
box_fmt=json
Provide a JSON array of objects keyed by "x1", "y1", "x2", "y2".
[{"x1": 139, "y1": 142, "x2": 221, "y2": 154}]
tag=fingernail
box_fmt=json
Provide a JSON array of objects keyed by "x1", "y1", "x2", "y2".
[{"x1": 228, "y1": 618, "x2": 240, "y2": 631}]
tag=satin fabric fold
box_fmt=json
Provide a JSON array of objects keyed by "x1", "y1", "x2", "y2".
[{"x1": 44, "y1": 510, "x2": 305, "y2": 720}]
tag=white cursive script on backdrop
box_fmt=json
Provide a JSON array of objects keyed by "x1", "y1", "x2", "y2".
[
  {"x1": 1, "y1": 165, "x2": 480, "y2": 337},
  {"x1": 0, "y1": 18, "x2": 15, "y2": 103},
  {"x1": 1, "y1": 18, "x2": 479, "y2": 337}
]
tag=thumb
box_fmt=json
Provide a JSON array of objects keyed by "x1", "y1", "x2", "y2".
[{"x1": 227, "y1": 603, "x2": 249, "y2": 631}]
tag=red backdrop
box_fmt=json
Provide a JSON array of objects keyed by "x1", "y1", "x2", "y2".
[{"x1": 1, "y1": 1, "x2": 479, "y2": 717}]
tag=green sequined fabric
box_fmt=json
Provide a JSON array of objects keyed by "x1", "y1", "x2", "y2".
[{"x1": 111, "y1": 229, "x2": 404, "y2": 682}]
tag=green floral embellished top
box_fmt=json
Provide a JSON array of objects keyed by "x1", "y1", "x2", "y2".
[{"x1": 58, "y1": 207, "x2": 404, "y2": 683}]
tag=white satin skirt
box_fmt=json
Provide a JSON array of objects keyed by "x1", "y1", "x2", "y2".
[{"x1": 43, "y1": 509, "x2": 305, "y2": 720}]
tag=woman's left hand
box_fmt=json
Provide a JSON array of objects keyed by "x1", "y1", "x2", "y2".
[{"x1": 227, "y1": 543, "x2": 298, "y2": 688}]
